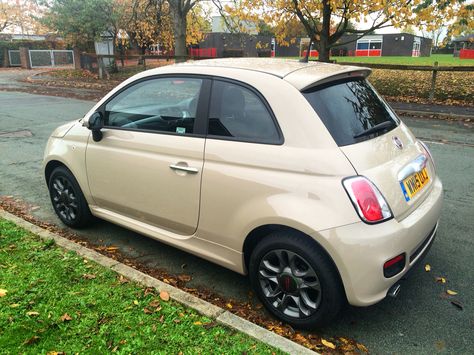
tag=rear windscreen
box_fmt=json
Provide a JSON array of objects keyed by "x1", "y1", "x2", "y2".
[{"x1": 302, "y1": 79, "x2": 399, "y2": 146}]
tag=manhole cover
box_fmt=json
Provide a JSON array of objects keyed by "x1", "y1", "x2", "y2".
[{"x1": 0, "y1": 129, "x2": 33, "y2": 138}]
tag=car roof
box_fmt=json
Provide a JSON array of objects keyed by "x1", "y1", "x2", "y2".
[{"x1": 176, "y1": 58, "x2": 371, "y2": 91}]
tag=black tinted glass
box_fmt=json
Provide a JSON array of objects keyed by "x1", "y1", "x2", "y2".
[
  {"x1": 303, "y1": 79, "x2": 399, "y2": 146},
  {"x1": 208, "y1": 80, "x2": 280, "y2": 144}
]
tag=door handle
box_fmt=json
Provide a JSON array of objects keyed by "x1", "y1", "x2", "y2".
[{"x1": 169, "y1": 164, "x2": 199, "y2": 174}]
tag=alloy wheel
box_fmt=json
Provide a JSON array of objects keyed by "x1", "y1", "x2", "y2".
[
  {"x1": 51, "y1": 176, "x2": 79, "y2": 223},
  {"x1": 258, "y1": 249, "x2": 322, "y2": 319}
]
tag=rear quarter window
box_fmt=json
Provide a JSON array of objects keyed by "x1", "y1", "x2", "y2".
[{"x1": 302, "y1": 79, "x2": 399, "y2": 146}]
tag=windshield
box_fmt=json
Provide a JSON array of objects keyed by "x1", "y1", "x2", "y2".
[{"x1": 302, "y1": 79, "x2": 399, "y2": 146}]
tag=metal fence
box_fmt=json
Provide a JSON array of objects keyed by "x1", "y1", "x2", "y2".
[
  {"x1": 28, "y1": 50, "x2": 74, "y2": 68},
  {"x1": 8, "y1": 50, "x2": 21, "y2": 66}
]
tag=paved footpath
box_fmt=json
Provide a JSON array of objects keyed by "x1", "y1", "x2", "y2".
[{"x1": 1, "y1": 91, "x2": 473, "y2": 354}]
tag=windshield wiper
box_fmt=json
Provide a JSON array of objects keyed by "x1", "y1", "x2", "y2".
[{"x1": 353, "y1": 121, "x2": 396, "y2": 139}]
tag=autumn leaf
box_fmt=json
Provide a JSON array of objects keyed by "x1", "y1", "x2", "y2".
[
  {"x1": 82, "y1": 274, "x2": 96, "y2": 280},
  {"x1": 10, "y1": 303, "x2": 20, "y2": 308},
  {"x1": 0, "y1": 289, "x2": 7, "y2": 297},
  {"x1": 26, "y1": 311, "x2": 40, "y2": 316},
  {"x1": 118, "y1": 275, "x2": 129, "y2": 284},
  {"x1": 194, "y1": 321, "x2": 202, "y2": 326},
  {"x1": 149, "y1": 300, "x2": 160, "y2": 308},
  {"x1": 143, "y1": 307, "x2": 153, "y2": 314},
  {"x1": 357, "y1": 343, "x2": 369, "y2": 353},
  {"x1": 446, "y1": 290, "x2": 458, "y2": 295},
  {"x1": 23, "y1": 335, "x2": 40, "y2": 345},
  {"x1": 450, "y1": 300, "x2": 463, "y2": 310},
  {"x1": 60, "y1": 313, "x2": 72, "y2": 322},
  {"x1": 321, "y1": 338, "x2": 336, "y2": 349},
  {"x1": 178, "y1": 274, "x2": 192, "y2": 282},
  {"x1": 226, "y1": 303, "x2": 233, "y2": 309},
  {"x1": 435, "y1": 277, "x2": 446, "y2": 284},
  {"x1": 133, "y1": 300, "x2": 139, "y2": 305},
  {"x1": 159, "y1": 291, "x2": 170, "y2": 302},
  {"x1": 424, "y1": 264, "x2": 431, "y2": 272}
]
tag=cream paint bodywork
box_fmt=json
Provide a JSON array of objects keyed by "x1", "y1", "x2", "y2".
[{"x1": 44, "y1": 59, "x2": 443, "y2": 306}]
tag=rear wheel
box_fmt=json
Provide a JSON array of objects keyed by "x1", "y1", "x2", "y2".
[
  {"x1": 48, "y1": 166, "x2": 93, "y2": 228},
  {"x1": 249, "y1": 231, "x2": 344, "y2": 329}
]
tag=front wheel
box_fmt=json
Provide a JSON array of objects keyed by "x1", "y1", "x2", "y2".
[
  {"x1": 48, "y1": 166, "x2": 93, "y2": 228},
  {"x1": 249, "y1": 231, "x2": 345, "y2": 329}
]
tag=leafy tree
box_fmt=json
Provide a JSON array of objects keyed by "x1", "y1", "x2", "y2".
[
  {"x1": 1, "y1": 0, "x2": 48, "y2": 34},
  {"x1": 221, "y1": 0, "x2": 459, "y2": 62},
  {"x1": 131, "y1": 0, "x2": 209, "y2": 56},
  {"x1": 40, "y1": 0, "x2": 115, "y2": 47},
  {"x1": 166, "y1": 0, "x2": 199, "y2": 61},
  {"x1": 447, "y1": 3, "x2": 473, "y2": 38}
]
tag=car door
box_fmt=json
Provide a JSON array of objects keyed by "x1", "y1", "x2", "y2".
[{"x1": 86, "y1": 76, "x2": 210, "y2": 236}]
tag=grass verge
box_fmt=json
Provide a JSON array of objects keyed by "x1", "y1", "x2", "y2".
[
  {"x1": 0, "y1": 218, "x2": 279, "y2": 354},
  {"x1": 332, "y1": 54, "x2": 474, "y2": 66}
]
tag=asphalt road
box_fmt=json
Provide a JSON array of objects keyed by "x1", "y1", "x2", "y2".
[{"x1": 0, "y1": 91, "x2": 473, "y2": 354}]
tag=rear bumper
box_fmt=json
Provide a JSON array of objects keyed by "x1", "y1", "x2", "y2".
[{"x1": 318, "y1": 176, "x2": 443, "y2": 306}]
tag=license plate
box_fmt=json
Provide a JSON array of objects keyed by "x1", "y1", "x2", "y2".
[{"x1": 400, "y1": 168, "x2": 430, "y2": 201}]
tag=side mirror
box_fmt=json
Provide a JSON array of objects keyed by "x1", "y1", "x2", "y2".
[{"x1": 89, "y1": 112, "x2": 103, "y2": 142}]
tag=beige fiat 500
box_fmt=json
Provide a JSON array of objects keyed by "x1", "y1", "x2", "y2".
[{"x1": 43, "y1": 58, "x2": 443, "y2": 328}]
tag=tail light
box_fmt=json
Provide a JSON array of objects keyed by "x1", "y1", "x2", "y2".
[
  {"x1": 419, "y1": 140, "x2": 436, "y2": 172},
  {"x1": 343, "y1": 176, "x2": 392, "y2": 224}
]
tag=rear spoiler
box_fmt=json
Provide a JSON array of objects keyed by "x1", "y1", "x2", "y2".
[{"x1": 300, "y1": 69, "x2": 371, "y2": 92}]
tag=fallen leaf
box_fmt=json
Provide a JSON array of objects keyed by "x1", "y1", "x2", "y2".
[
  {"x1": 26, "y1": 311, "x2": 39, "y2": 316},
  {"x1": 10, "y1": 303, "x2": 20, "y2": 308},
  {"x1": 321, "y1": 339, "x2": 336, "y2": 349},
  {"x1": 149, "y1": 300, "x2": 160, "y2": 308},
  {"x1": 106, "y1": 246, "x2": 119, "y2": 251},
  {"x1": 118, "y1": 275, "x2": 129, "y2": 284},
  {"x1": 194, "y1": 321, "x2": 202, "y2": 325},
  {"x1": 133, "y1": 300, "x2": 139, "y2": 305},
  {"x1": 60, "y1": 313, "x2": 72, "y2": 322},
  {"x1": 435, "y1": 277, "x2": 446, "y2": 284},
  {"x1": 82, "y1": 274, "x2": 96, "y2": 280},
  {"x1": 23, "y1": 335, "x2": 40, "y2": 345},
  {"x1": 425, "y1": 264, "x2": 431, "y2": 272},
  {"x1": 447, "y1": 290, "x2": 458, "y2": 295},
  {"x1": 159, "y1": 291, "x2": 170, "y2": 302},
  {"x1": 143, "y1": 307, "x2": 153, "y2": 314},
  {"x1": 178, "y1": 274, "x2": 192, "y2": 282},
  {"x1": 450, "y1": 300, "x2": 463, "y2": 311},
  {"x1": 339, "y1": 337, "x2": 349, "y2": 344},
  {"x1": 203, "y1": 321, "x2": 217, "y2": 329},
  {"x1": 226, "y1": 303, "x2": 233, "y2": 309},
  {"x1": 357, "y1": 343, "x2": 369, "y2": 353},
  {"x1": 0, "y1": 289, "x2": 7, "y2": 297},
  {"x1": 435, "y1": 340, "x2": 446, "y2": 351}
]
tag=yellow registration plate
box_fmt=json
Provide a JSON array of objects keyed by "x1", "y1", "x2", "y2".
[{"x1": 400, "y1": 168, "x2": 430, "y2": 201}]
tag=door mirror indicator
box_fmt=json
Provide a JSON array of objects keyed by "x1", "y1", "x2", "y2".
[{"x1": 89, "y1": 112, "x2": 103, "y2": 142}]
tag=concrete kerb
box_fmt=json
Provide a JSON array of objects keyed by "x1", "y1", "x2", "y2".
[{"x1": 0, "y1": 209, "x2": 316, "y2": 355}]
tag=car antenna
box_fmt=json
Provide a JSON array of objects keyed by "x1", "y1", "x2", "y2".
[{"x1": 300, "y1": 39, "x2": 312, "y2": 63}]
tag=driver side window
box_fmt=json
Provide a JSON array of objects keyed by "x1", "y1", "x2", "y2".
[{"x1": 104, "y1": 77, "x2": 202, "y2": 135}]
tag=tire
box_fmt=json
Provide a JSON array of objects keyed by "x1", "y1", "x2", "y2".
[
  {"x1": 249, "y1": 231, "x2": 345, "y2": 329},
  {"x1": 48, "y1": 166, "x2": 93, "y2": 228}
]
